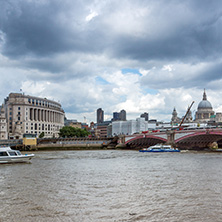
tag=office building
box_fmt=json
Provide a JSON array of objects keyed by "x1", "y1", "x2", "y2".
[
  {"x1": 97, "y1": 108, "x2": 104, "y2": 124},
  {"x1": 4, "y1": 93, "x2": 65, "y2": 139}
]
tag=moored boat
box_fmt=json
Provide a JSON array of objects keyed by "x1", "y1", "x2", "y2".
[
  {"x1": 0, "y1": 146, "x2": 34, "y2": 163},
  {"x1": 139, "y1": 144, "x2": 180, "y2": 152}
]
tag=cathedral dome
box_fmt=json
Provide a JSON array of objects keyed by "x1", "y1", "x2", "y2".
[
  {"x1": 198, "y1": 100, "x2": 212, "y2": 109},
  {"x1": 197, "y1": 89, "x2": 212, "y2": 110}
]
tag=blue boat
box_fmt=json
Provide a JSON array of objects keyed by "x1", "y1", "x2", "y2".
[{"x1": 139, "y1": 144, "x2": 180, "y2": 152}]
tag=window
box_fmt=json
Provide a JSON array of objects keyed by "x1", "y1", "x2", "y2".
[
  {"x1": 16, "y1": 151, "x2": 22, "y2": 155},
  {"x1": 0, "y1": 152, "x2": 8, "y2": 156},
  {"x1": 18, "y1": 112, "x2": 20, "y2": 115},
  {"x1": 9, "y1": 152, "x2": 17, "y2": 156},
  {"x1": 18, "y1": 117, "x2": 20, "y2": 121},
  {"x1": 18, "y1": 107, "x2": 20, "y2": 110},
  {"x1": 28, "y1": 98, "x2": 31, "y2": 103}
]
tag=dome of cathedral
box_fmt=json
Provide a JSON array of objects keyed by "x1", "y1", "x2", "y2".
[
  {"x1": 198, "y1": 100, "x2": 212, "y2": 109},
  {"x1": 197, "y1": 89, "x2": 212, "y2": 109}
]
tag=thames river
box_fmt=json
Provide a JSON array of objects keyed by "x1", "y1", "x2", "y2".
[{"x1": 0, "y1": 150, "x2": 222, "y2": 222}]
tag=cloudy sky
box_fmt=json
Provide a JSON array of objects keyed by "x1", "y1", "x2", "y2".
[{"x1": 1, "y1": 0, "x2": 222, "y2": 123}]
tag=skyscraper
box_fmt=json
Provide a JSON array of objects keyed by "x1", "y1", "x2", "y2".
[
  {"x1": 97, "y1": 108, "x2": 104, "y2": 124},
  {"x1": 120, "y1": 109, "x2": 126, "y2": 121},
  {"x1": 140, "y1": 112, "x2": 149, "y2": 121},
  {"x1": 112, "y1": 109, "x2": 127, "y2": 121}
]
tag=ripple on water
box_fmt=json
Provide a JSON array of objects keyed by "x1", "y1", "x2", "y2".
[{"x1": 0, "y1": 150, "x2": 222, "y2": 222}]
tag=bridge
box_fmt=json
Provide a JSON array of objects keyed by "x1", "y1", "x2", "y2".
[{"x1": 121, "y1": 128, "x2": 222, "y2": 150}]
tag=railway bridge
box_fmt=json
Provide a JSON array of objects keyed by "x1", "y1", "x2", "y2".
[{"x1": 121, "y1": 128, "x2": 222, "y2": 150}]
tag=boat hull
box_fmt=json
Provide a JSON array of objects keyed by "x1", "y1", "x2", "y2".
[
  {"x1": 139, "y1": 149, "x2": 180, "y2": 152},
  {"x1": 0, "y1": 154, "x2": 34, "y2": 164}
]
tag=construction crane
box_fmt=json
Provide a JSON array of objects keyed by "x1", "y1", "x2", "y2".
[{"x1": 178, "y1": 101, "x2": 195, "y2": 128}]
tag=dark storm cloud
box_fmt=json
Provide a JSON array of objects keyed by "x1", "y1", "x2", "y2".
[
  {"x1": 192, "y1": 62, "x2": 222, "y2": 87},
  {"x1": 111, "y1": 2, "x2": 222, "y2": 62},
  {"x1": 0, "y1": 0, "x2": 105, "y2": 58},
  {"x1": 1, "y1": 0, "x2": 222, "y2": 84}
]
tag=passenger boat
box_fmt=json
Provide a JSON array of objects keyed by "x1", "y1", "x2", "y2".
[
  {"x1": 0, "y1": 147, "x2": 34, "y2": 163},
  {"x1": 139, "y1": 144, "x2": 180, "y2": 152}
]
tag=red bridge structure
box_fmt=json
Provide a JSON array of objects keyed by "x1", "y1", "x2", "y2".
[{"x1": 120, "y1": 128, "x2": 222, "y2": 150}]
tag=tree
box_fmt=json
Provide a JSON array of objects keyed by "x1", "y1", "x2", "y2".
[{"x1": 59, "y1": 126, "x2": 90, "y2": 138}]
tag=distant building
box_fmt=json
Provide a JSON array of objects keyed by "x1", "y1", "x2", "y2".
[
  {"x1": 171, "y1": 107, "x2": 181, "y2": 125},
  {"x1": 111, "y1": 117, "x2": 149, "y2": 136},
  {"x1": 195, "y1": 89, "x2": 215, "y2": 123},
  {"x1": 120, "y1": 110, "x2": 126, "y2": 121},
  {"x1": 215, "y1": 113, "x2": 222, "y2": 123},
  {"x1": 0, "y1": 104, "x2": 8, "y2": 139},
  {"x1": 64, "y1": 117, "x2": 77, "y2": 126},
  {"x1": 184, "y1": 108, "x2": 193, "y2": 123},
  {"x1": 112, "y1": 109, "x2": 126, "y2": 121},
  {"x1": 95, "y1": 121, "x2": 111, "y2": 138},
  {"x1": 4, "y1": 93, "x2": 65, "y2": 139},
  {"x1": 97, "y1": 108, "x2": 104, "y2": 124},
  {"x1": 140, "y1": 112, "x2": 149, "y2": 121},
  {"x1": 112, "y1": 112, "x2": 120, "y2": 121}
]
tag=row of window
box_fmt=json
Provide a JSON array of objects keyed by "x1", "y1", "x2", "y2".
[{"x1": 28, "y1": 98, "x2": 60, "y2": 109}]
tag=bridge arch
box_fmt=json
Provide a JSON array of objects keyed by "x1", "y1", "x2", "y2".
[
  {"x1": 125, "y1": 135, "x2": 167, "y2": 149},
  {"x1": 175, "y1": 131, "x2": 222, "y2": 149}
]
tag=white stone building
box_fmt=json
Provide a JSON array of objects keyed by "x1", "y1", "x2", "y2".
[
  {"x1": 4, "y1": 93, "x2": 65, "y2": 139},
  {"x1": 0, "y1": 104, "x2": 8, "y2": 139}
]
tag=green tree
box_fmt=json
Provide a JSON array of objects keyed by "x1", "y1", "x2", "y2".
[{"x1": 59, "y1": 126, "x2": 90, "y2": 138}]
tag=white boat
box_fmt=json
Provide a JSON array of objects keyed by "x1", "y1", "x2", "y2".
[
  {"x1": 139, "y1": 144, "x2": 180, "y2": 152},
  {"x1": 0, "y1": 147, "x2": 34, "y2": 163}
]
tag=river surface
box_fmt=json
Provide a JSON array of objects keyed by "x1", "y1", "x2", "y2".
[{"x1": 0, "y1": 150, "x2": 222, "y2": 222}]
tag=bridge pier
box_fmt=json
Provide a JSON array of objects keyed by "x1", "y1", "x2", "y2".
[{"x1": 166, "y1": 130, "x2": 176, "y2": 147}]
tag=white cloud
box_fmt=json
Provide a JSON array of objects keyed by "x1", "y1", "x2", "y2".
[
  {"x1": 1, "y1": 0, "x2": 222, "y2": 124},
  {"x1": 85, "y1": 10, "x2": 98, "y2": 22}
]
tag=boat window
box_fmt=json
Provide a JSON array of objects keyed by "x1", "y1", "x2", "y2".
[
  {"x1": 0, "y1": 152, "x2": 8, "y2": 156},
  {"x1": 16, "y1": 151, "x2": 22, "y2": 155},
  {"x1": 8, "y1": 152, "x2": 17, "y2": 156}
]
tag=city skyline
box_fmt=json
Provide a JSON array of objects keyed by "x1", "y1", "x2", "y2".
[{"x1": 1, "y1": 1, "x2": 222, "y2": 123}]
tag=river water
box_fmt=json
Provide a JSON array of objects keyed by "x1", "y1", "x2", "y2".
[{"x1": 0, "y1": 150, "x2": 222, "y2": 222}]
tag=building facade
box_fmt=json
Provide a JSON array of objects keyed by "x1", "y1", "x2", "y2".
[
  {"x1": 95, "y1": 121, "x2": 111, "y2": 138},
  {"x1": 140, "y1": 112, "x2": 149, "y2": 121},
  {"x1": 0, "y1": 105, "x2": 8, "y2": 139},
  {"x1": 171, "y1": 107, "x2": 181, "y2": 125},
  {"x1": 4, "y1": 93, "x2": 65, "y2": 139},
  {"x1": 111, "y1": 118, "x2": 149, "y2": 136},
  {"x1": 97, "y1": 108, "x2": 104, "y2": 124},
  {"x1": 112, "y1": 109, "x2": 126, "y2": 121},
  {"x1": 195, "y1": 90, "x2": 215, "y2": 123}
]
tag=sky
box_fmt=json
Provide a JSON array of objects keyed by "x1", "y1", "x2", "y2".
[{"x1": 1, "y1": 0, "x2": 222, "y2": 123}]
